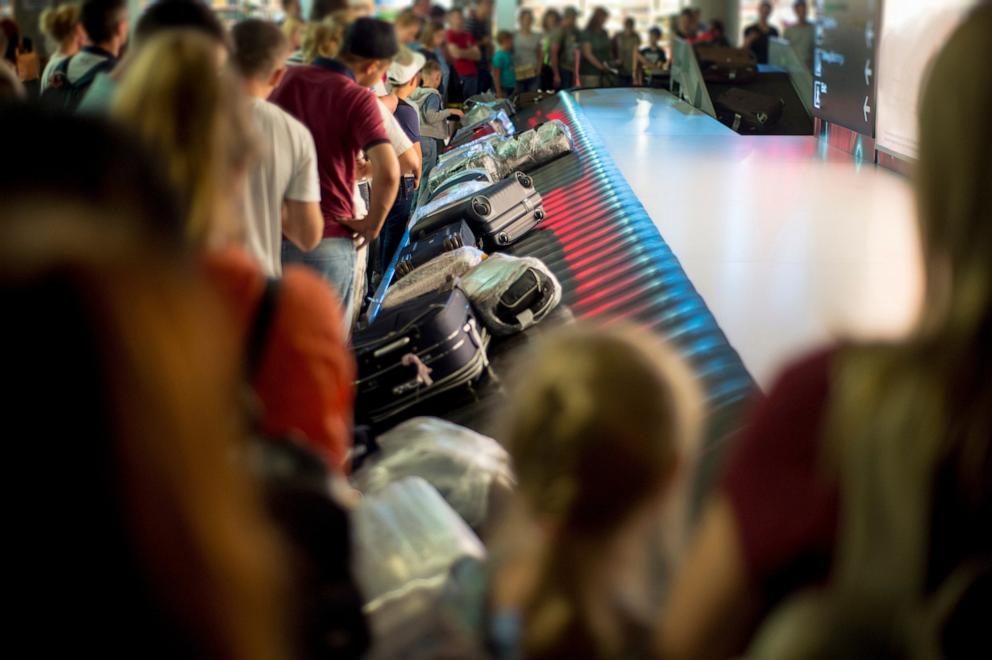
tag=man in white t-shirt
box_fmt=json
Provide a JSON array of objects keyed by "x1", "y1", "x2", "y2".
[{"x1": 232, "y1": 19, "x2": 323, "y2": 277}]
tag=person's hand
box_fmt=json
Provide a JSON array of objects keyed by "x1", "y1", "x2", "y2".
[
  {"x1": 449, "y1": 108, "x2": 464, "y2": 117},
  {"x1": 553, "y1": 73, "x2": 561, "y2": 88},
  {"x1": 351, "y1": 222, "x2": 379, "y2": 250}
]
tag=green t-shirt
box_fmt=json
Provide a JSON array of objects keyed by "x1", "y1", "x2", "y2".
[
  {"x1": 492, "y1": 49, "x2": 516, "y2": 90},
  {"x1": 552, "y1": 26, "x2": 579, "y2": 72},
  {"x1": 578, "y1": 28, "x2": 611, "y2": 75}
]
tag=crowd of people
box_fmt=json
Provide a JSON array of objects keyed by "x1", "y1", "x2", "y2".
[{"x1": 2, "y1": 0, "x2": 991, "y2": 658}]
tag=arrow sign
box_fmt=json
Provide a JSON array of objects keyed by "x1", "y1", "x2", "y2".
[
  {"x1": 863, "y1": 95, "x2": 871, "y2": 123},
  {"x1": 865, "y1": 59, "x2": 873, "y2": 86}
]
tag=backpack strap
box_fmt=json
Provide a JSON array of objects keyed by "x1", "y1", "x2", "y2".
[
  {"x1": 245, "y1": 278, "x2": 282, "y2": 379},
  {"x1": 71, "y1": 57, "x2": 115, "y2": 90}
]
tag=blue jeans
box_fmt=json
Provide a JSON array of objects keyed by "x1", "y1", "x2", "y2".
[
  {"x1": 558, "y1": 69, "x2": 575, "y2": 90},
  {"x1": 283, "y1": 235, "x2": 356, "y2": 324},
  {"x1": 375, "y1": 175, "x2": 416, "y2": 276}
]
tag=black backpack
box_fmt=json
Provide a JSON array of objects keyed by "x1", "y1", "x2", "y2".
[{"x1": 40, "y1": 54, "x2": 115, "y2": 112}]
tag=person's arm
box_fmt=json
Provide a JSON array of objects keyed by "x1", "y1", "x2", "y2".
[
  {"x1": 493, "y1": 57, "x2": 505, "y2": 97},
  {"x1": 743, "y1": 26, "x2": 762, "y2": 48},
  {"x1": 549, "y1": 38, "x2": 563, "y2": 85},
  {"x1": 656, "y1": 496, "x2": 762, "y2": 660},
  {"x1": 282, "y1": 126, "x2": 323, "y2": 252},
  {"x1": 282, "y1": 201, "x2": 323, "y2": 251},
  {"x1": 352, "y1": 142, "x2": 399, "y2": 247},
  {"x1": 397, "y1": 143, "x2": 420, "y2": 188}
]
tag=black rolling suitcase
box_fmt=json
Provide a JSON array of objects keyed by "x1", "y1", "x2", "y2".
[
  {"x1": 353, "y1": 287, "x2": 489, "y2": 424},
  {"x1": 714, "y1": 87, "x2": 784, "y2": 133},
  {"x1": 696, "y1": 47, "x2": 758, "y2": 84},
  {"x1": 394, "y1": 221, "x2": 478, "y2": 280},
  {"x1": 413, "y1": 171, "x2": 545, "y2": 249}
]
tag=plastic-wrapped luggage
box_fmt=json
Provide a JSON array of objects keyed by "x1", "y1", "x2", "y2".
[
  {"x1": 353, "y1": 287, "x2": 489, "y2": 424},
  {"x1": 493, "y1": 120, "x2": 573, "y2": 173},
  {"x1": 461, "y1": 253, "x2": 562, "y2": 335},
  {"x1": 394, "y1": 221, "x2": 479, "y2": 280},
  {"x1": 449, "y1": 110, "x2": 515, "y2": 150},
  {"x1": 351, "y1": 417, "x2": 514, "y2": 530},
  {"x1": 381, "y1": 247, "x2": 486, "y2": 310},
  {"x1": 438, "y1": 133, "x2": 505, "y2": 168},
  {"x1": 426, "y1": 144, "x2": 507, "y2": 199},
  {"x1": 352, "y1": 478, "x2": 488, "y2": 659},
  {"x1": 413, "y1": 179, "x2": 491, "y2": 225}
]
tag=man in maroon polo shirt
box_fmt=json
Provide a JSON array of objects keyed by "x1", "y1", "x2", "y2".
[{"x1": 272, "y1": 17, "x2": 400, "y2": 323}]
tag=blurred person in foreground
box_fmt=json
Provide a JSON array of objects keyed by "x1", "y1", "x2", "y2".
[
  {"x1": 76, "y1": 0, "x2": 227, "y2": 113},
  {"x1": 659, "y1": 5, "x2": 992, "y2": 659},
  {"x1": 744, "y1": 0, "x2": 779, "y2": 64},
  {"x1": 484, "y1": 324, "x2": 702, "y2": 659},
  {"x1": 784, "y1": 0, "x2": 815, "y2": 72},
  {"x1": 1, "y1": 105, "x2": 291, "y2": 660},
  {"x1": 113, "y1": 30, "x2": 357, "y2": 473},
  {"x1": 231, "y1": 19, "x2": 322, "y2": 278}
]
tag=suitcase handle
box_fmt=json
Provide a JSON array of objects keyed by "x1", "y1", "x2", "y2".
[{"x1": 373, "y1": 336, "x2": 411, "y2": 358}]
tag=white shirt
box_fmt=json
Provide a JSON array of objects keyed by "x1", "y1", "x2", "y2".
[
  {"x1": 242, "y1": 97, "x2": 321, "y2": 276},
  {"x1": 40, "y1": 52, "x2": 69, "y2": 92}
]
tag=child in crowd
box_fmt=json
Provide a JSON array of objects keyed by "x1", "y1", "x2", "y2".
[
  {"x1": 488, "y1": 324, "x2": 701, "y2": 659},
  {"x1": 409, "y1": 59, "x2": 463, "y2": 178},
  {"x1": 492, "y1": 30, "x2": 516, "y2": 98},
  {"x1": 637, "y1": 26, "x2": 667, "y2": 87}
]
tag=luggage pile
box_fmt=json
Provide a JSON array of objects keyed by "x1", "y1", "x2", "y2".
[{"x1": 353, "y1": 105, "x2": 571, "y2": 428}]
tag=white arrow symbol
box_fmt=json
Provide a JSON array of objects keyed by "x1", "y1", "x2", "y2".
[
  {"x1": 863, "y1": 95, "x2": 871, "y2": 122},
  {"x1": 865, "y1": 20, "x2": 875, "y2": 48},
  {"x1": 865, "y1": 59, "x2": 873, "y2": 85}
]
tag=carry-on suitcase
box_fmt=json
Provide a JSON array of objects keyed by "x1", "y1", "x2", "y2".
[
  {"x1": 696, "y1": 46, "x2": 758, "y2": 83},
  {"x1": 460, "y1": 253, "x2": 562, "y2": 336},
  {"x1": 714, "y1": 87, "x2": 784, "y2": 133},
  {"x1": 353, "y1": 287, "x2": 489, "y2": 424},
  {"x1": 413, "y1": 171, "x2": 545, "y2": 249},
  {"x1": 394, "y1": 221, "x2": 479, "y2": 280}
]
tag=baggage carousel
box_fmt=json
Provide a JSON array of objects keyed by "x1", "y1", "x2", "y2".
[{"x1": 371, "y1": 91, "x2": 758, "y2": 512}]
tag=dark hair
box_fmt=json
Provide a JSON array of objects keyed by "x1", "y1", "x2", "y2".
[
  {"x1": 649, "y1": 26, "x2": 662, "y2": 38},
  {"x1": 133, "y1": 0, "x2": 227, "y2": 49},
  {"x1": 231, "y1": 19, "x2": 289, "y2": 79},
  {"x1": 680, "y1": 8, "x2": 694, "y2": 18},
  {"x1": 1, "y1": 16, "x2": 20, "y2": 64},
  {"x1": 80, "y1": 0, "x2": 127, "y2": 45},
  {"x1": 0, "y1": 104, "x2": 183, "y2": 249},
  {"x1": 310, "y1": 0, "x2": 348, "y2": 22},
  {"x1": 541, "y1": 8, "x2": 561, "y2": 32},
  {"x1": 496, "y1": 29, "x2": 512, "y2": 44},
  {"x1": 340, "y1": 17, "x2": 398, "y2": 60},
  {"x1": 710, "y1": 18, "x2": 725, "y2": 34},
  {"x1": 429, "y1": 6, "x2": 446, "y2": 21}
]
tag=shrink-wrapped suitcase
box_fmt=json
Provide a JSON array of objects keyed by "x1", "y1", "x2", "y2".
[
  {"x1": 350, "y1": 417, "x2": 514, "y2": 530},
  {"x1": 353, "y1": 288, "x2": 489, "y2": 424},
  {"x1": 460, "y1": 253, "x2": 562, "y2": 336},
  {"x1": 381, "y1": 247, "x2": 486, "y2": 310}
]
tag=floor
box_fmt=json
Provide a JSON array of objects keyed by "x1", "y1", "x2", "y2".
[{"x1": 572, "y1": 88, "x2": 923, "y2": 388}]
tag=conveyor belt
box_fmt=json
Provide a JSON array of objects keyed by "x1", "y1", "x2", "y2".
[{"x1": 381, "y1": 92, "x2": 758, "y2": 512}]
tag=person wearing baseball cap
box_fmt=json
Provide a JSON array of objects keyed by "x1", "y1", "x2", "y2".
[
  {"x1": 372, "y1": 45, "x2": 426, "y2": 277},
  {"x1": 271, "y1": 17, "x2": 401, "y2": 324}
]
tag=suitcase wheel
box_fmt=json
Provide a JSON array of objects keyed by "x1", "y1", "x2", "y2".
[
  {"x1": 471, "y1": 197, "x2": 491, "y2": 218},
  {"x1": 534, "y1": 209, "x2": 545, "y2": 222},
  {"x1": 514, "y1": 172, "x2": 533, "y2": 189},
  {"x1": 496, "y1": 231, "x2": 510, "y2": 246}
]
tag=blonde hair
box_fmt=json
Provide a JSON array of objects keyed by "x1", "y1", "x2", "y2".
[
  {"x1": 301, "y1": 10, "x2": 352, "y2": 63},
  {"x1": 114, "y1": 30, "x2": 256, "y2": 248},
  {"x1": 40, "y1": 3, "x2": 80, "y2": 47},
  {"x1": 501, "y1": 323, "x2": 701, "y2": 657}
]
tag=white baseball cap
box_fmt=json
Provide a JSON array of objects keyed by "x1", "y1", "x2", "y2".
[{"x1": 387, "y1": 47, "x2": 427, "y2": 86}]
